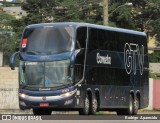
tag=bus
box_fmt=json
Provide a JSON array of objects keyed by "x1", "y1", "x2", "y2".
[{"x1": 10, "y1": 22, "x2": 149, "y2": 115}]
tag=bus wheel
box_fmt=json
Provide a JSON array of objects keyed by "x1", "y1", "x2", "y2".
[
  {"x1": 127, "y1": 94, "x2": 134, "y2": 115},
  {"x1": 89, "y1": 96, "x2": 98, "y2": 115},
  {"x1": 133, "y1": 97, "x2": 139, "y2": 115},
  {"x1": 33, "y1": 109, "x2": 52, "y2": 115},
  {"x1": 79, "y1": 94, "x2": 90, "y2": 115},
  {"x1": 117, "y1": 95, "x2": 134, "y2": 115}
]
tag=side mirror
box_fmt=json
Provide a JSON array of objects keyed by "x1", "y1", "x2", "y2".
[{"x1": 10, "y1": 52, "x2": 19, "y2": 70}]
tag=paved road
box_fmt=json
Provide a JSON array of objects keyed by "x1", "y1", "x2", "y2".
[
  {"x1": 0, "y1": 109, "x2": 160, "y2": 121},
  {"x1": 0, "y1": 121, "x2": 160, "y2": 123},
  {"x1": 0, "y1": 110, "x2": 160, "y2": 123},
  {"x1": 0, "y1": 109, "x2": 160, "y2": 114}
]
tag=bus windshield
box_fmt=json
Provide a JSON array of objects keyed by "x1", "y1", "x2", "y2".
[
  {"x1": 21, "y1": 26, "x2": 74, "y2": 55},
  {"x1": 19, "y1": 60, "x2": 72, "y2": 88}
]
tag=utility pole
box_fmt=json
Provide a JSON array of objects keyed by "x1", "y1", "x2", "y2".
[{"x1": 103, "y1": 0, "x2": 108, "y2": 26}]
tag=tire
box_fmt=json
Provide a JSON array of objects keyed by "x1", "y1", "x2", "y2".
[
  {"x1": 79, "y1": 94, "x2": 90, "y2": 115},
  {"x1": 33, "y1": 109, "x2": 52, "y2": 115},
  {"x1": 89, "y1": 96, "x2": 98, "y2": 115},
  {"x1": 133, "y1": 97, "x2": 139, "y2": 115},
  {"x1": 126, "y1": 94, "x2": 134, "y2": 115},
  {"x1": 117, "y1": 95, "x2": 134, "y2": 115}
]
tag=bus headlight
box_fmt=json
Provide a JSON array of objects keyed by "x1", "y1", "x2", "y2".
[
  {"x1": 19, "y1": 93, "x2": 27, "y2": 98},
  {"x1": 61, "y1": 92, "x2": 72, "y2": 97},
  {"x1": 61, "y1": 89, "x2": 77, "y2": 97},
  {"x1": 64, "y1": 92, "x2": 70, "y2": 97}
]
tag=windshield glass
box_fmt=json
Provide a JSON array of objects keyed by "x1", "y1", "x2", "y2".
[
  {"x1": 21, "y1": 26, "x2": 74, "y2": 55},
  {"x1": 19, "y1": 60, "x2": 72, "y2": 88}
]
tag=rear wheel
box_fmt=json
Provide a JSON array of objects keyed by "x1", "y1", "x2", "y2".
[
  {"x1": 133, "y1": 97, "x2": 139, "y2": 115},
  {"x1": 79, "y1": 94, "x2": 90, "y2": 115},
  {"x1": 33, "y1": 109, "x2": 52, "y2": 115},
  {"x1": 127, "y1": 95, "x2": 134, "y2": 115},
  {"x1": 117, "y1": 94, "x2": 134, "y2": 115}
]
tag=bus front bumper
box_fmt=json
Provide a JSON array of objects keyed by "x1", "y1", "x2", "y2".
[{"x1": 19, "y1": 90, "x2": 76, "y2": 110}]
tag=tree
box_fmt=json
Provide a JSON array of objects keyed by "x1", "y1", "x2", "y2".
[
  {"x1": 0, "y1": 12, "x2": 16, "y2": 30},
  {"x1": 149, "y1": 52, "x2": 160, "y2": 62},
  {"x1": 55, "y1": 0, "x2": 103, "y2": 24},
  {"x1": 20, "y1": 0, "x2": 103, "y2": 24},
  {"x1": 109, "y1": 0, "x2": 135, "y2": 29},
  {"x1": 0, "y1": 12, "x2": 18, "y2": 65},
  {"x1": 10, "y1": 0, "x2": 160, "y2": 52},
  {"x1": 109, "y1": 0, "x2": 160, "y2": 42},
  {"x1": 21, "y1": 0, "x2": 61, "y2": 24}
]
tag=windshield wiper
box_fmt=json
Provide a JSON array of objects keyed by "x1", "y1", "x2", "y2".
[{"x1": 21, "y1": 84, "x2": 43, "y2": 89}]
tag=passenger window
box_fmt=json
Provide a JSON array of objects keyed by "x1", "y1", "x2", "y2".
[{"x1": 76, "y1": 27, "x2": 87, "y2": 49}]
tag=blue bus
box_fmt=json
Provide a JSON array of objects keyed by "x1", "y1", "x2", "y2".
[{"x1": 10, "y1": 22, "x2": 149, "y2": 115}]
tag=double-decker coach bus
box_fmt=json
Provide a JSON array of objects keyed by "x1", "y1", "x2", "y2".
[{"x1": 10, "y1": 22, "x2": 149, "y2": 115}]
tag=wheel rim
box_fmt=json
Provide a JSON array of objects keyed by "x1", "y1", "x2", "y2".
[
  {"x1": 134, "y1": 98, "x2": 139, "y2": 112},
  {"x1": 85, "y1": 96, "x2": 89, "y2": 113},
  {"x1": 92, "y1": 98, "x2": 98, "y2": 112}
]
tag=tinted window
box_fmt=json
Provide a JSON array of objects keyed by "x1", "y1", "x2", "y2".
[
  {"x1": 76, "y1": 27, "x2": 87, "y2": 49},
  {"x1": 88, "y1": 28, "x2": 99, "y2": 52},
  {"x1": 22, "y1": 26, "x2": 74, "y2": 55},
  {"x1": 75, "y1": 27, "x2": 87, "y2": 82}
]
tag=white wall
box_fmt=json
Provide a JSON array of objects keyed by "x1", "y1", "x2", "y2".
[
  {"x1": 0, "y1": 67, "x2": 19, "y2": 109},
  {"x1": 146, "y1": 78, "x2": 153, "y2": 110},
  {"x1": 0, "y1": 52, "x2": 3, "y2": 67}
]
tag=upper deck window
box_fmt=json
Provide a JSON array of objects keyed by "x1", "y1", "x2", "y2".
[
  {"x1": 76, "y1": 27, "x2": 87, "y2": 49},
  {"x1": 22, "y1": 26, "x2": 74, "y2": 55}
]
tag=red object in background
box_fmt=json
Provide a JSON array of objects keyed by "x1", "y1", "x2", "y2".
[
  {"x1": 153, "y1": 79, "x2": 160, "y2": 109},
  {"x1": 22, "y1": 38, "x2": 28, "y2": 48}
]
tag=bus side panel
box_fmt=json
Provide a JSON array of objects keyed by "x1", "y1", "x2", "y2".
[{"x1": 83, "y1": 27, "x2": 149, "y2": 110}]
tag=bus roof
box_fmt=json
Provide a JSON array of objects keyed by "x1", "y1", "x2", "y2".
[{"x1": 26, "y1": 22, "x2": 147, "y2": 37}]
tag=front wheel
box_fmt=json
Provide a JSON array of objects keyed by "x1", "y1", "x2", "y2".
[{"x1": 79, "y1": 94, "x2": 90, "y2": 115}]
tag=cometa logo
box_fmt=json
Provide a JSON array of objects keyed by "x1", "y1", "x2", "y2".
[{"x1": 97, "y1": 53, "x2": 111, "y2": 65}]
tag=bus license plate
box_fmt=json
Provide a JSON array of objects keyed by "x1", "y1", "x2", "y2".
[{"x1": 40, "y1": 103, "x2": 49, "y2": 107}]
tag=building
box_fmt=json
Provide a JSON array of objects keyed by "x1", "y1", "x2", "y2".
[
  {"x1": 3, "y1": 6, "x2": 26, "y2": 19},
  {"x1": 0, "y1": 0, "x2": 12, "y2": 2},
  {"x1": 0, "y1": 0, "x2": 25, "y2": 2},
  {"x1": 0, "y1": 0, "x2": 27, "y2": 19}
]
